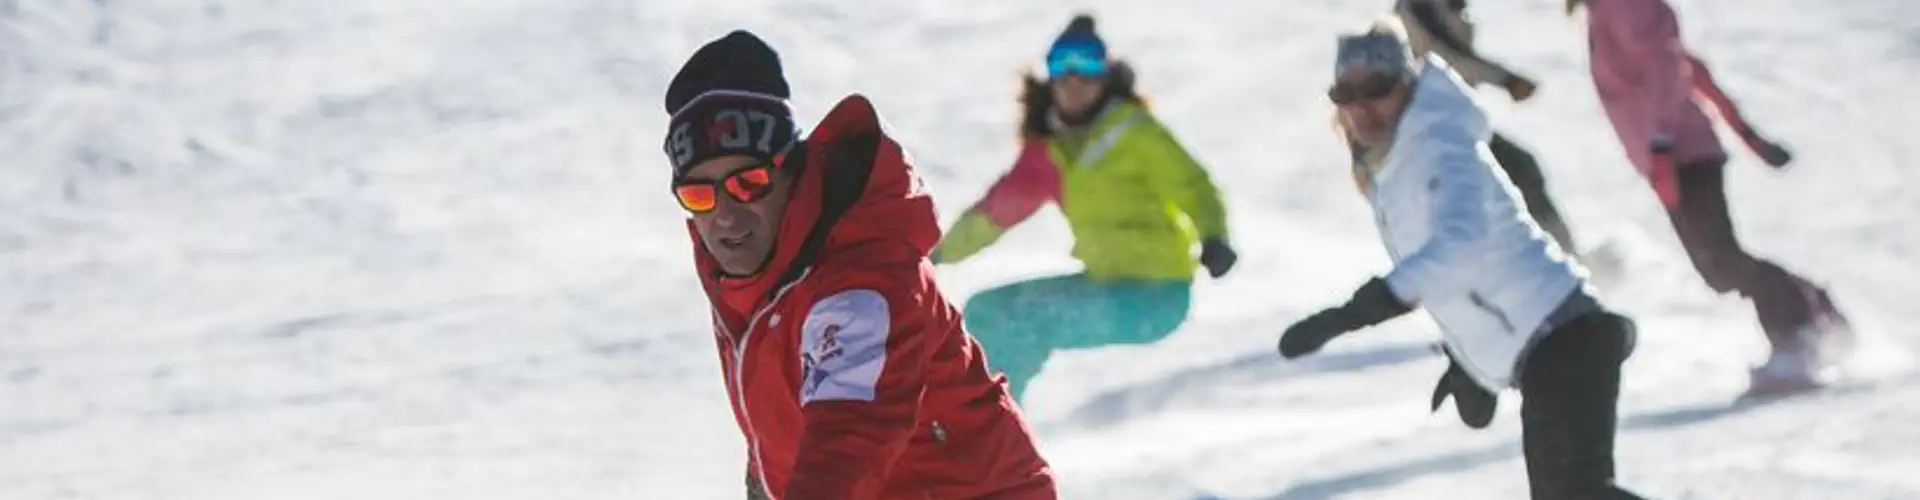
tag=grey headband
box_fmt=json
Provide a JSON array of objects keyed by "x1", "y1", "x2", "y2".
[{"x1": 1334, "y1": 31, "x2": 1414, "y2": 80}]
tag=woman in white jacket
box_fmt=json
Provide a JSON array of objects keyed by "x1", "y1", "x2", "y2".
[
  {"x1": 1391, "y1": 0, "x2": 1580, "y2": 254},
  {"x1": 1278, "y1": 20, "x2": 1649, "y2": 500}
]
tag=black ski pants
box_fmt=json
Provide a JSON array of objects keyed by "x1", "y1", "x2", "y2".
[
  {"x1": 1490, "y1": 132, "x2": 1577, "y2": 252},
  {"x1": 1518, "y1": 310, "x2": 1648, "y2": 500},
  {"x1": 1666, "y1": 161, "x2": 1820, "y2": 352}
]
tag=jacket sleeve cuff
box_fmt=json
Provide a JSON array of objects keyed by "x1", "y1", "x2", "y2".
[
  {"x1": 1650, "y1": 133, "x2": 1675, "y2": 155},
  {"x1": 1350, "y1": 277, "x2": 1415, "y2": 324},
  {"x1": 1382, "y1": 268, "x2": 1421, "y2": 305},
  {"x1": 932, "y1": 211, "x2": 1004, "y2": 264}
]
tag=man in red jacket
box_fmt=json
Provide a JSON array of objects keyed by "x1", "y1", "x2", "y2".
[{"x1": 662, "y1": 30, "x2": 1056, "y2": 500}]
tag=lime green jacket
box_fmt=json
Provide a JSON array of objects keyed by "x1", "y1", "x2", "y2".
[{"x1": 934, "y1": 101, "x2": 1229, "y2": 281}]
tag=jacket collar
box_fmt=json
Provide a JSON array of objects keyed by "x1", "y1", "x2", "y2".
[
  {"x1": 1376, "y1": 55, "x2": 1492, "y2": 181},
  {"x1": 690, "y1": 95, "x2": 942, "y2": 333}
]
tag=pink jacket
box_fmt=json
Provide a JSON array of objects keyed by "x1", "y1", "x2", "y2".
[{"x1": 1586, "y1": 0, "x2": 1729, "y2": 207}]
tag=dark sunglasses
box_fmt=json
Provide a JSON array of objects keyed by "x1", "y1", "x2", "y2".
[
  {"x1": 673, "y1": 163, "x2": 776, "y2": 213},
  {"x1": 1327, "y1": 76, "x2": 1404, "y2": 105}
]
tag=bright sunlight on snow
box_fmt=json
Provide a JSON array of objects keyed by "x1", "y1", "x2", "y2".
[{"x1": 4, "y1": 0, "x2": 1919, "y2": 498}]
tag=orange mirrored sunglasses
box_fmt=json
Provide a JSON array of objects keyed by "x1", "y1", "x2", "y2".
[{"x1": 673, "y1": 164, "x2": 776, "y2": 213}]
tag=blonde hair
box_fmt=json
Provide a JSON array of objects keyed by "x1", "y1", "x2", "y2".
[
  {"x1": 1330, "y1": 110, "x2": 1373, "y2": 194},
  {"x1": 1325, "y1": 16, "x2": 1418, "y2": 196}
]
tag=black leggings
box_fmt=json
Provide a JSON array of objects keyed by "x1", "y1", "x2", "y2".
[
  {"x1": 1490, "y1": 133, "x2": 1577, "y2": 252},
  {"x1": 1518, "y1": 311, "x2": 1648, "y2": 500},
  {"x1": 1666, "y1": 162, "x2": 1819, "y2": 352}
]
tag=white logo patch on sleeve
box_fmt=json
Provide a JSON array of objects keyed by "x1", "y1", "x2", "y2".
[{"x1": 799, "y1": 289, "x2": 891, "y2": 404}]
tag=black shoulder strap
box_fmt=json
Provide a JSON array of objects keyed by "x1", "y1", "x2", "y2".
[{"x1": 766, "y1": 132, "x2": 880, "y2": 299}]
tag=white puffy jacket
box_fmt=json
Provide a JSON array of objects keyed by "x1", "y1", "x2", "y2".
[{"x1": 1368, "y1": 56, "x2": 1588, "y2": 390}]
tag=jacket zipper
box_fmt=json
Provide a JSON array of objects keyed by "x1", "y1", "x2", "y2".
[
  {"x1": 1469, "y1": 291, "x2": 1517, "y2": 334},
  {"x1": 720, "y1": 269, "x2": 811, "y2": 498},
  {"x1": 1068, "y1": 113, "x2": 1140, "y2": 170}
]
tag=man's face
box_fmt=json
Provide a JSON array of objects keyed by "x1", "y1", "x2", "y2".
[
  {"x1": 1331, "y1": 69, "x2": 1413, "y2": 147},
  {"x1": 676, "y1": 155, "x2": 792, "y2": 275}
]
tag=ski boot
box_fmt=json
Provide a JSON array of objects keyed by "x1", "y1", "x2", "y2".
[
  {"x1": 1800, "y1": 287, "x2": 1857, "y2": 372},
  {"x1": 1745, "y1": 348, "x2": 1821, "y2": 398},
  {"x1": 1746, "y1": 283, "x2": 1856, "y2": 398}
]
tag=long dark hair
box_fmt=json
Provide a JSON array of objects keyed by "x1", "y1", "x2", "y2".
[{"x1": 1017, "y1": 60, "x2": 1145, "y2": 139}]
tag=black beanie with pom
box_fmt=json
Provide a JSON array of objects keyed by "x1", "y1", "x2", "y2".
[{"x1": 662, "y1": 30, "x2": 800, "y2": 176}]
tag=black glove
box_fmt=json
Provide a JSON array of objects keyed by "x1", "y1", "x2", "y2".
[
  {"x1": 1503, "y1": 73, "x2": 1538, "y2": 102},
  {"x1": 1736, "y1": 128, "x2": 1794, "y2": 168},
  {"x1": 1753, "y1": 141, "x2": 1793, "y2": 169},
  {"x1": 1279, "y1": 307, "x2": 1362, "y2": 358},
  {"x1": 1278, "y1": 278, "x2": 1413, "y2": 358},
  {"x1": 1430, "y1": 354, "x2": 1498, "y2": 429},
  {"x1": 1199, "y1": 238, "x2": 1238, "y2": 278}
]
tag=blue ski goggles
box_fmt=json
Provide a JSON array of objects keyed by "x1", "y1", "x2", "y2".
[{"x1": 1046, "y1": 46, "x2": 1109, "y2": 79}]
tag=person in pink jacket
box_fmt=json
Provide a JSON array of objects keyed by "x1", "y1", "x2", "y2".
[{"x1": 1574, "y1": 0, "x2": 1850, "y2": 395}]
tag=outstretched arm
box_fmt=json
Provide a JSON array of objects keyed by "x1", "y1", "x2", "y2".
[
  {"x1": 1687, "y1": 53, "x2": 1795, "y2": 167},
  {"x1": 1137, "y1": 116, "x2": 1230, "y2": 242},
  {"x1": 1402, "y1": 0, "x2": 1516, "y2": 87},
  {"x1": 1687, "y1": 55, "x2": 1755, "y2": 134},
  {"x1": 932, "y1": 139, "x2": 1061, "y2": 263}
]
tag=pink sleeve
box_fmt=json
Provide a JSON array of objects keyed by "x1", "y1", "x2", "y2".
[
  {"x1": 971, "y1": 139, "x2": 1062, "y2": 229},
  {"x1": 1687, "y1": 54, "x2": 1754, "y2": 134},
  {"x1": 1611, "y1": 0, "x2": 1689, "y2": 145}
]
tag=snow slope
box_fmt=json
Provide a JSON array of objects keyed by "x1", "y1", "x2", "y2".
[{"x1": 4, "y1": 0, "x2": 1917, "y2": 498}]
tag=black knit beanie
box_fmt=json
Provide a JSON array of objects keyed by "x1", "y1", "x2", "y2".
[
  {"x1": 662, "y1": 30, "x2": 799, "y2": 176},
  {"x1": 1047, "y1": 14, "x2": 1105, "y2": 62}
]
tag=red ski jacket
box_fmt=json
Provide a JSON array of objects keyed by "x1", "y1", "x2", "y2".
[{"x1": 689, "y1": 95, "x2": 1056, "y2": 500}]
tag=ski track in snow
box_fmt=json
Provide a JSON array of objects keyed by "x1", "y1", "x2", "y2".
[{"x1": 3, "y1": 0, "x2": 1917, "y2": 498}]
